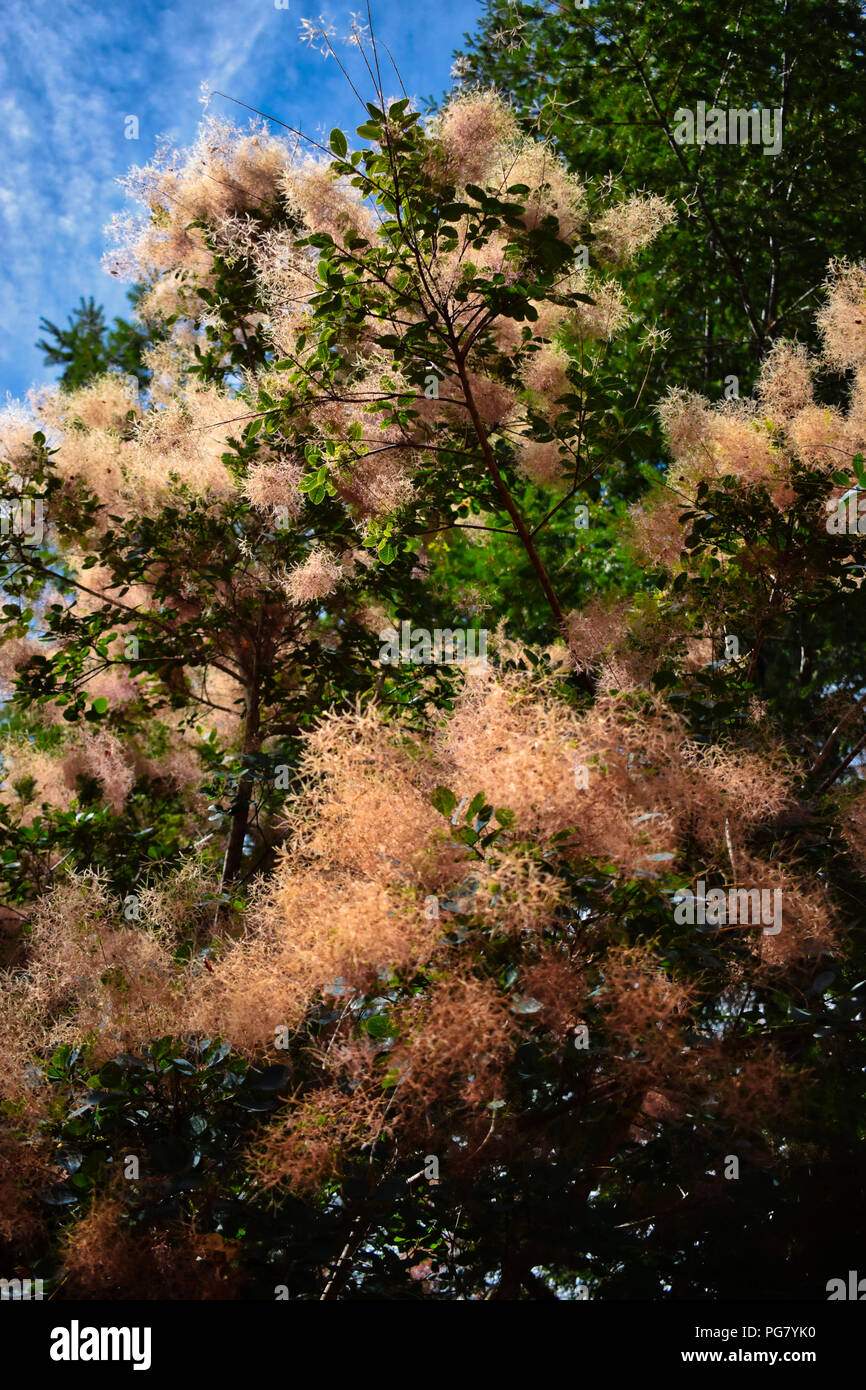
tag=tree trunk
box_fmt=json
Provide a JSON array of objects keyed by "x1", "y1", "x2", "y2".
[{"x1": 222, "y1": 678, "x2": 261, "y2": 885}]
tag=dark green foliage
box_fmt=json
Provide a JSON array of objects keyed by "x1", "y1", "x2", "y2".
[{"x1": 37, "y1": 290, "x2": 155, "y2": 389}]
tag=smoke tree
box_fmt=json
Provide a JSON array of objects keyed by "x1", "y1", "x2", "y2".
[{"x1": 0, "y1": 33, "x2": 864, "y2": 1298}]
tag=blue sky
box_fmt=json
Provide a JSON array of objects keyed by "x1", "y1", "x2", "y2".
[{"x1": 0, "y1": 0, "x2": 483, "y2": 400}]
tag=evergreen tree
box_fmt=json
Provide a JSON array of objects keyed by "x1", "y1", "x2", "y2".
[{"x1": 37, "y1": 290, "x2": 154, "y2": 389}]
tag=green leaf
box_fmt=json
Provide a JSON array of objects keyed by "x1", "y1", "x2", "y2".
[
  {"x1": 91, "y1": 697, "x2": 109, "y2": 715},
  {"x1": 431, "y1": 785, "x2": 457, "y2": 816},
  {"x1": 465, "y1": 791, "x2": 487, "y2": 822},
  {"x1": 329, "y1": 127, "x2": 348, "y2": 158},
  {"x1": 512, "y1": 996, "x2": 544, "y2": 1015},
  {"x1": 363, "y1": 1015, "x2": 397, "y2": 1039}
]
